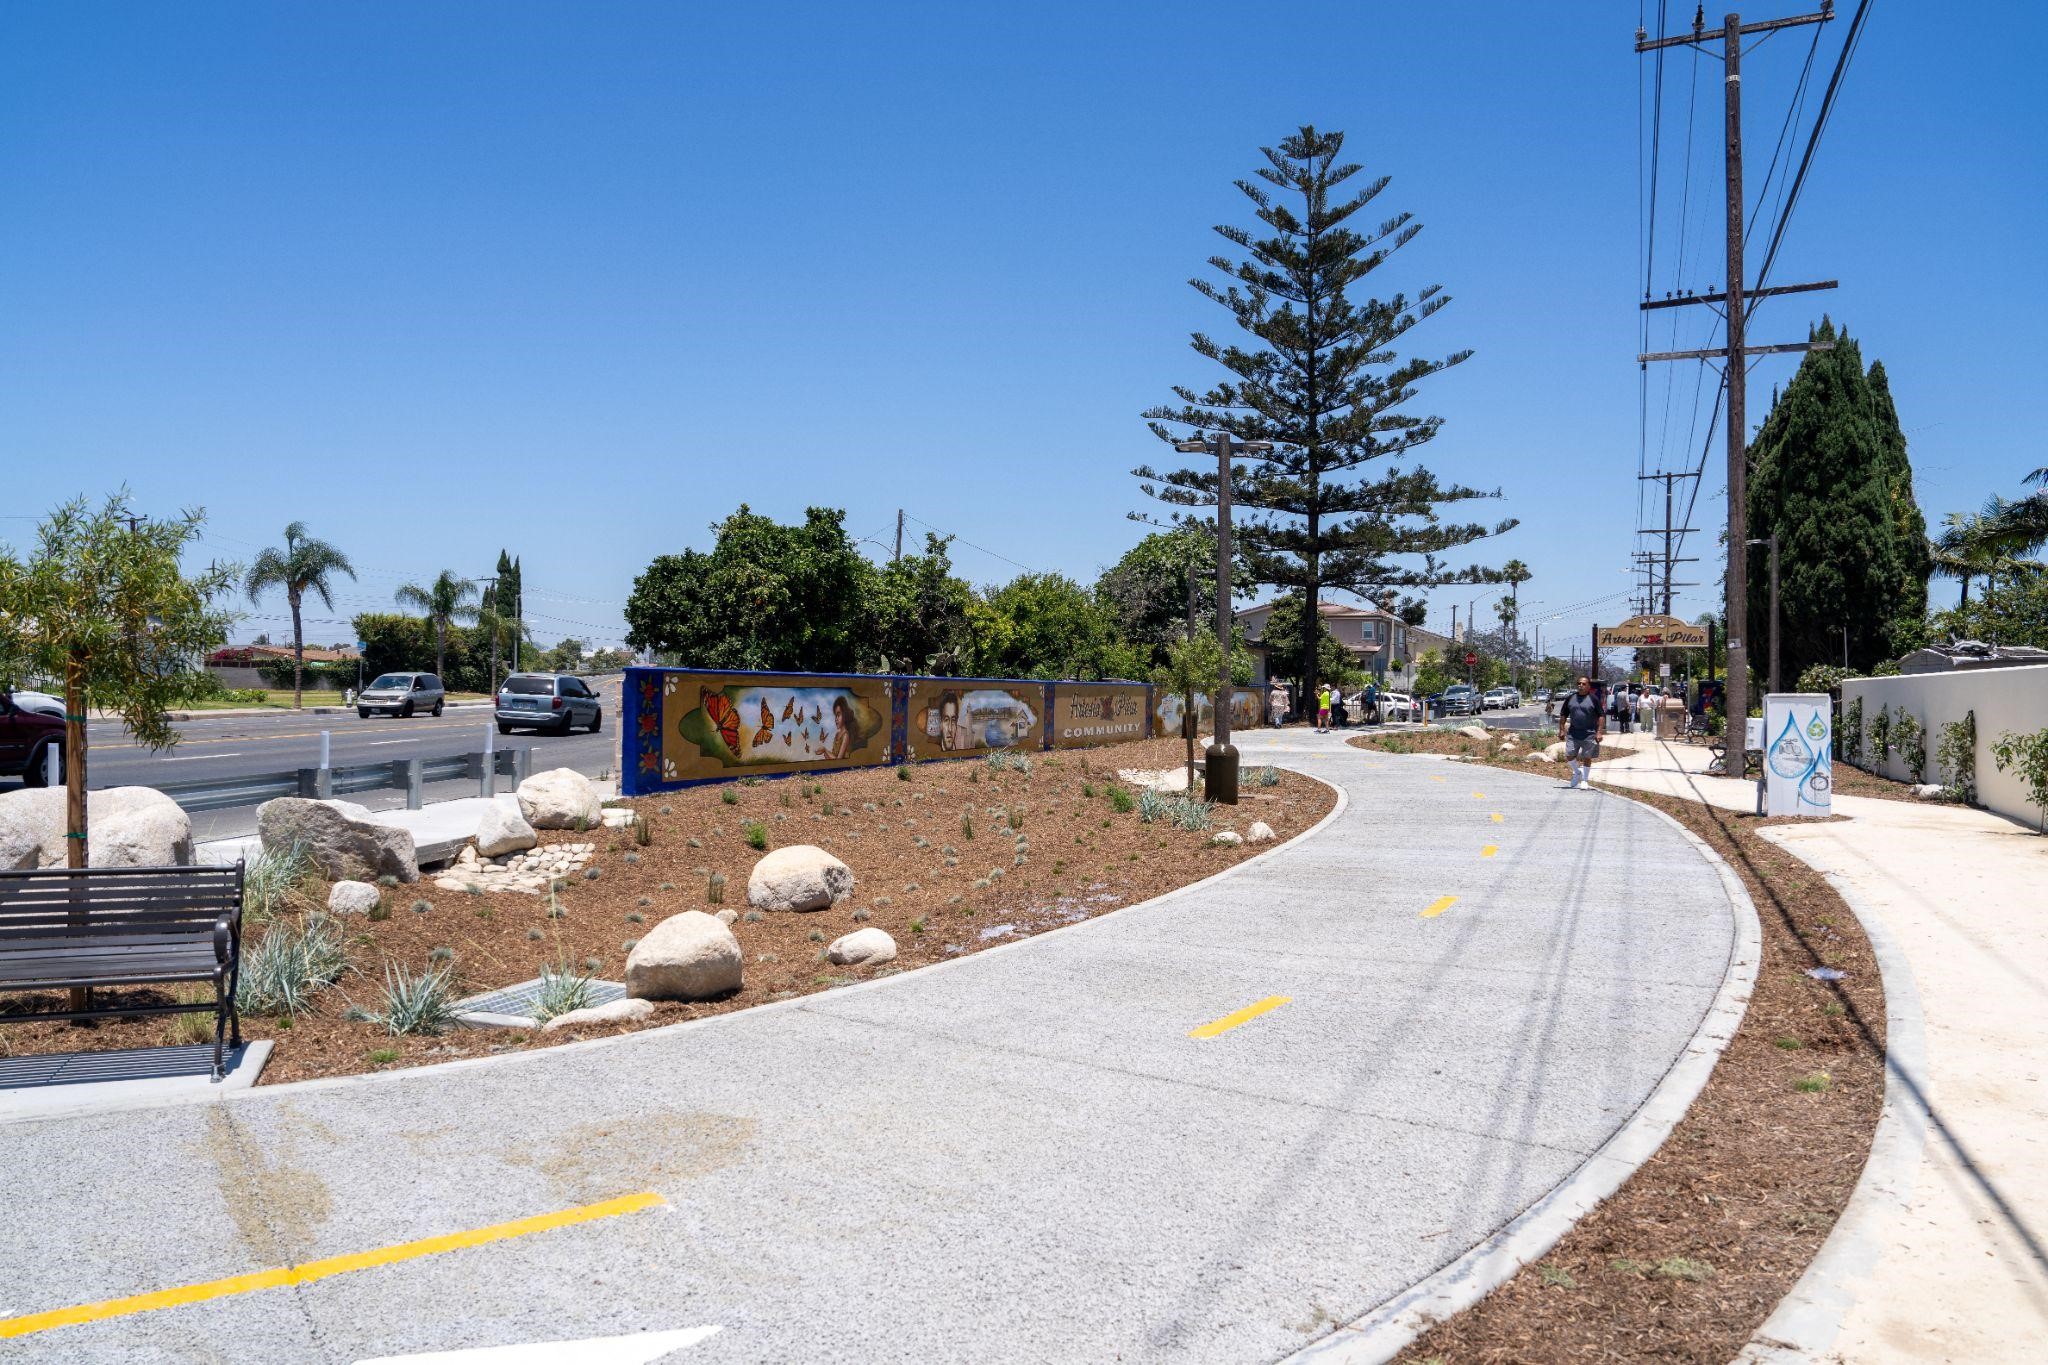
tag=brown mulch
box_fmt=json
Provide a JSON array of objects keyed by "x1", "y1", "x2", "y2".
[
  {"x1": 0, "y1": 738, "x2": 1332, "y2": 1085},
  {"x1": 1392, "y1": 768, "x2": 1888, "y2": 1363}
]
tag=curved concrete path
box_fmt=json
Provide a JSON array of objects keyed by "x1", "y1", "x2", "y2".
[{"x1": 0, "y1": 731, "x2": 1742, "y2": 1363}]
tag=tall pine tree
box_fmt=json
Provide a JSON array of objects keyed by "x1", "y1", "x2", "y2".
[
  {"x1": 1746, "y1": 319, "x2": 1931, "y2": 678},
  {"x1": 1135, "y1": 126, "x2": 1514, "y2": 702}
]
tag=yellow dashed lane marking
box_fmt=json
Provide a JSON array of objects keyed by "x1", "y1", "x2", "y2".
[
  {"x1": 1481, "y1": 845, "x2": 1499, "y2": 858},
  {"x1": 1190, "y1": 996, "x2": 1291, "y2": 1039},
  {"x1": 1472, "y1": 791, "x2": 1486, "y2": 798},
  {"x1": 1422, "y1": 895, "x2": 1459, "y2": 918},
  {"x1": 0, "y1": 1191, "x2": 666, "y2": 1340},
  {"x1": 1429, "y1": 775, "x2": 1446, "y2": 783},
  {"x1": 1491, "y1": 813, "x2": 1504, "y2": 823}
]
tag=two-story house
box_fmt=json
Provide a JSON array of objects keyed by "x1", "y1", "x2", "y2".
[{"x1": 1235, "y1": 599, "x2": 1449, "y2": 688}]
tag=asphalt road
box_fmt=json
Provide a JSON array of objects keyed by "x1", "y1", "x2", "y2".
[
  {"x1": 0, "y1": 728, "x2": 1743, "y2": 1363},
  {"x1": 2, "y1": 679, "x2": 623, "y2": 841}
]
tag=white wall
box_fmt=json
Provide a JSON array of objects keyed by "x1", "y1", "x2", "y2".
[{"x1": 1841, "y1": 666, "x2": 2048, "y2": 828}]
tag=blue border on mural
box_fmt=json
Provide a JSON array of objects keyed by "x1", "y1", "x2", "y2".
[{"x1": 622, "y1": 666, "x2": 1154, "y2": 796}]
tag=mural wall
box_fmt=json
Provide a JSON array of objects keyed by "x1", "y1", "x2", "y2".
[
  {"x1": 624, "y1": 668, "x2": 1153, "y2": 793},
  {"x1": 1047, "y1": 682, "x2": 1150, "y2": 749},
  {"x1": 905, "y1": 679, "x2": 1043, "y2": 760},
  {"x1": 1152, "y1": 687, "x2": 1268, "y2": 738}
]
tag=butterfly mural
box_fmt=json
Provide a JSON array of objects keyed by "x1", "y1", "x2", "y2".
[
  {"x1": 754, "y1": 700, "x2": 775, "y2": 748},
  {"x1": 701, "y1": 689, "x2": 742, "y2": 754},
  {"x1": 781, "y1": 697, "x2": 797, "y2": 721}
]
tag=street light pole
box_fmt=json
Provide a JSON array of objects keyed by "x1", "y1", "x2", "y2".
[
  {"x1": 1175, "y1": 431, "x2": 1271, "y2": 805},
  {"x1": 1746, "y1": 534, "x2": 1781, "y2": 694}
]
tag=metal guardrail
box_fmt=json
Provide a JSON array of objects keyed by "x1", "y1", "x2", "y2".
[{"x1": 154, "y1": 748, "x2": 529, "y2": 814}]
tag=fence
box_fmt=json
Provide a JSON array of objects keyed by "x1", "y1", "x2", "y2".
[
  {"x1": 622, "y1": 668, "x2": 1174, "y2": 795},
  {"x1": 1841, "y1": 664, "x2": 2048, "y2": 828},
  {"x1": 151, "y1": 748, "x2": 529, "y2": 813}
]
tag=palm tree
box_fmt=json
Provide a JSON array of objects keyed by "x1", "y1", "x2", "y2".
[
  {"x1": 245, "y1": 522, "x2": 356, "y2": 709},
  {"x1": 393, "y1": 571, "x2": 478, "y2": 681},
  {"x1": 1930, "y1": 510, "x2": 1998, "y2": 606},
  {"x1": 1986, "y1": 467, "x2": 2048, "y2": 559}
]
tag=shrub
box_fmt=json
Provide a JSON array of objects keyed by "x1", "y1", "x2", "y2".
[
  {"x1": 244, "y1": 840, "x2": 316, "y2": 924},
  {"x1": 374, "y1": 961, "x2": 458, "y2": 1036},
  {"x1": 237, "y1": 912, "x2": 347, "y2": 1015},
  {"x1": 533, "y1": 960, "x2": 596, "y2": 1022},
  {"x1": 1796, "y1": 663, "x2": 1851, "y2": 696},
  {"x1": 1990, "y1": 726, "x2": 2048, "y2": 834},
  {"x1": 428, "y1": 946, "x2": 454, "y2": 963},
  {"x1": 1136, "y1": 788, "x2": 1170, "y2": 824},
  {"x1": 1840, "y1": 697, "x2": 1864, "y2": 765},
  {"x1": 1868, "y1": 704, "x2": 1893, "y2": 762},
  {"x1": 896, "y1": 765, "x2": 912, "y2": 781},
  {"x1": 1168, "y1": 797, "x2": 1214, "y2": 832},
  {"x1": 1938, "y1": 711, "x2": 1977, "y2": 804},
  {"x1": 1106, "y1": 786, "x2": 1135, "y2": 814},
  {"x1": 1253, "y1": 765, "x2": 1281, "y2": 788},
  {"x1": 1894, "y1": 710, "x2": 1927, "y2": 783},
  {"x1": 409, "y1": 898, "x2": 432, "y2": 915},
  {"x1": 742, "y1": 821, "x2": 769, "y2": 850},
  {"x1": 720, "y1": 787, "x2": 739, "y2": 806},
  {"x1": 1082, "y1": 782, "x2": 1096, "y2": 798}
]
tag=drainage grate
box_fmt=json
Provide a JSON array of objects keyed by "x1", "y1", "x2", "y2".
[{"x1": 456, "y1": 976, "x2": 627, "y2": 1021}]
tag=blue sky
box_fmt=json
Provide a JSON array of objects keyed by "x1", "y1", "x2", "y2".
[{"x1": 4, "y1": 2, "x2": 2041, "y2": 655}]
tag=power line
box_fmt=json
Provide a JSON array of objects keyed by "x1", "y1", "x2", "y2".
[
  {"x1": 1752, "y1": 0, "x2": 1873, "y2": 301},
  {"x1": 902, "y1": 512, "x2": 1043, "y2": 577}
]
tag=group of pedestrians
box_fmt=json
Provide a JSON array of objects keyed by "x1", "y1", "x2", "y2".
[{"x1": 1309, "y1": 681, "x2": 1380, "y2": 733}]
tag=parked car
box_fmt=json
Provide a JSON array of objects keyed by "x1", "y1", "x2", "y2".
[
  {"x1": 1380, "y1": 690, "x2": 1418, "y2": 722},
  {"x1": 496, "y1": 673, "x2": 603, "y2": 735},
  {"x1": 1534, "y1": 688, "x2": 1552, "y2": 703},
  {"x1": 0, "y1": 691, "x2": 65, "y2": 785},
  {"x1": 357, "y1": 672, "x2": 446, "y2": 718},
  {"x1": 1482, "y1": 687, "x2": 1523, "y2": 710},
  {"x1": 1440, "y1": 684, "x2": 1477, "y2": 716}
]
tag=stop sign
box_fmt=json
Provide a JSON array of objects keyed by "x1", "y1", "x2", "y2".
[{"x1": 1464, "y1": 652, "x2": 1477, "y2": 667}]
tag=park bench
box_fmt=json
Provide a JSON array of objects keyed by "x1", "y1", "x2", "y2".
[{"x1": 0, "y1": 863, "x2": 245, "y2": 1080}]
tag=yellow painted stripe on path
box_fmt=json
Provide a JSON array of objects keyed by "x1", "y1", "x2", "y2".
[
  {"x1": 1472, "y1": 791, "x2": 1486, "y2": 798},
  {"x1": 1490, "y1": 813, "x2": 1504, "y2": 823},
  {"x1": 0, "y1": 1191, "x2": 666, "y2": 1340},
  {"x1": 1190, "y1": 996, "x2": 1291, "y2": 1039},
  {"x1": 1481, "y1": 845, "x2": 1499, "y2": 858},
  {"x1": 1429, "y1": 775, "x2": 1446, "y2": 783},
  {"x1": 1421, "y1": 895, "x2": 1459, "y2": 918}
]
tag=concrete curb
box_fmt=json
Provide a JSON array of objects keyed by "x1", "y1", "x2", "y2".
[
  {"x1": 2, "y1": 767, "x2": 1350, "y2": 1125},
  {"x1": 1735, "y1": 834, "x2": 1930, "y2": 1363},
  {"x1": 1284, "y1": 769, "x2": 1764, "y2": 1364}
]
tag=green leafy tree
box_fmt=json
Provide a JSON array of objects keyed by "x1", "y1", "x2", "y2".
[
  {"x1": 245, "y1": 521, "x2": 357, "y2": 709},
  {"x1": 963, "y1": 573, "x2": 1142, "y2": 681},
  {"x1": 587, "y1": 646, "x2": 633, "y2": 671},
  {"x1": 353, "y1": 613, "x2": 488, "y2": 692},
  {"x1": 392, "y1": 571, "x2": 478, "y2": 682},
  {"x1": 624, "y1": 506, "x2": 876, "y2": 672},
  {"x1": 1095, "y1": 526, "x2": 1252, "y2": 671},
  {"x1": 0, "y1": 494, "x2": 237, "y2": 865},
  {"x1": 1412, "y1": 648, "x2": 1453, "y2": 698},
  {"x1": 1154, "y1": 629, "x2": 1226, "y2": 792},
  {"x1": 1256, "y1": 593, "x2": 1357, "y2": 685},
  {"x1": 1136, "y1": 125, "x2": 1516, "y2": 710},
  {"x1": 1746, "y1": 321, "x2": 1932, "y2": 679},
  {"x1": 869, "y1": 533, "x2": 975, "y2": 674}
]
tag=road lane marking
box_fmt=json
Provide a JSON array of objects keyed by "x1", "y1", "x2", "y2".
[
  {"x1": 1490, "y1": 813, "x2": 1504, "y2": 823},
  {"x1": 1421, "y1": 895, "x2": 1458, "y2": 918},
  {"x1": 368, "y1": 739, "x2": 414, "y2": 746},
  {"x1": 164, "y1": 752, "x2": 241, "y2": 761},
  {"x1": 1429, "y1": 775, "x2": 1446, "y2": 783},
  {"x1": 1471, "y1": 791, "x2": 1485, "y2": 798},
  {"x1": 0, "y1": 1191, "x2": 666, "y2": 1340},
  {"x1": 1481, "y1": 845, "x2": 1499, "y2": 858},
  {"x1": 353, "y1": 1326, "x2": 722, "y2": 1363},
  {"x1": 1189, "y1": 996, "x2": 1290, "y2": 1039}
]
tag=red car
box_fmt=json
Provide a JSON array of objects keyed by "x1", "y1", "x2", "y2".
[{"x1": 0, "y1": 691, "x2": 65, "y2": 785}]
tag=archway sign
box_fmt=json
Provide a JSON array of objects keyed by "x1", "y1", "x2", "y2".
[{"x1": 1593, "y1": 614, "x2": 1709, "y2": 650}]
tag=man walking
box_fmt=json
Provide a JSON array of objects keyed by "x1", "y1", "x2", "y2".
[
  {"x1": 1557, "y1": 675, "x2": 1606, "y2": 790},
  {"x1": 1613, "y1": 683, "x2": 1633, "y2": 736},
  {"x1": 1363, "y1": 677, "x2": 1380, "y2": 726}
]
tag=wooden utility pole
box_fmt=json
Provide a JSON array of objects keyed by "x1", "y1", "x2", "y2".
[
  {"x1": 1635, "y1": 471, "x2": 1698, "y2": 614},
  {"x1": 1636, "y1": 4, "x2": 1836, "y2": 763}
]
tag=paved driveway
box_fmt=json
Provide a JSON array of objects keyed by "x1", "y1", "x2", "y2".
[{"x1": 0, "y1": 731, "x2": 1742, "y2": 1363}]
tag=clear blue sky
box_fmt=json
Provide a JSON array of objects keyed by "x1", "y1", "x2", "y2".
[{"x1": 4, "y1": 2, "x2": 2041, "y2": 655}]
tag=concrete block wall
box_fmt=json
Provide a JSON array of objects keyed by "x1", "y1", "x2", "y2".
[{"x1": 1841, "y1": 664, "x2": 2048, "y2": 828}]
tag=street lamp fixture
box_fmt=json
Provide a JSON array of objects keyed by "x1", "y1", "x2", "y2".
[{"x1": 1170, "y1": 432, "x2": 1273, "y2": 804}]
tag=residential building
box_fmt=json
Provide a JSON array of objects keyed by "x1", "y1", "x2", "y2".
[{"x1": 1235, "y1": 599, "x2": 1447, "y2": 689}]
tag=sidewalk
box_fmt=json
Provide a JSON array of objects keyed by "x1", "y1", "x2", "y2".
[
  {"x1": 1595, "y1": 732, "x2": 2048, "y2": 1361},
  {"x1": 0, "y1": 731, "x2": 1748, "y2": 1363}
]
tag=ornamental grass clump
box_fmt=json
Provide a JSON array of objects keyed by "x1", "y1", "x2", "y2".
[
  {"x1": 1136, "y1": 788, "x2": 1170, "y2": 824},
  {"x1": 237, "y1": 911, "x2": 347, "y2": 1016},
  {"x1": 1168, "y1": 797, "x2": 1214, "y2": 832},
  {"x1": 532, "y1": 960, "x2": 597, "y2": 1023},
  {"x1": 1107, "y1": 786, "x2": 1136, "y2": 814},
  {"x1": 742, "y1": 820, "x2": 769, "y2": 850},
  {"x1": 373, "y1": 961, "x2": 458, "y2": 1037},
  {"x1": 244, "y1": 840, "x2": 316, "y2": 925}
]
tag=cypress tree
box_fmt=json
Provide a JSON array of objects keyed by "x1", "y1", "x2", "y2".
[
  {"x1": 1746, "y1": 319, "x2": 1932, "y2": 678},
  {"x1": 1135, "y1": 126, "x2": 1515, "y2": 705}
]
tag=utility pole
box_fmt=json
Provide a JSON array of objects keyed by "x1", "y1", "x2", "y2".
[
  {"x1": 1635, "y1": 471, "x2": 1699, "y2": 614},
  {"x1": 893, "y1": 509, "x2": 904, "y2": 563},
  {"x1": 1636, "y1": 4, "x2": 1837, "y2": 763},
  {"x1": 1172, "y1": 432, "x2": 1272, "y2": 804}
]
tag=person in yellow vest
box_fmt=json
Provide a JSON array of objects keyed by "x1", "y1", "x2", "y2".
[{"x1": 1316, "y1": 684, "x2": 1332, "y2": 732}]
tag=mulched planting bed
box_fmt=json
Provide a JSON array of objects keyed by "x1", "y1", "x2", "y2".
[
  {"x1": 0, "y1": 738, "x2": 1332, "y2": 1086},
  {"x1": 1392, "y1": 765, "x2": 1887, "y2": 1363}
]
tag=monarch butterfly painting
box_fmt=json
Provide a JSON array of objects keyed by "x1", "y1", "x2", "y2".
[
  {"x1": 701, "y1": 689, "x2": 741, "y2": 754},
  {"x1": 754, "y1": 700, "x2": 776, "y2": 748},
  {"x1": 781, "y1": 697, "x2": 797, "y2": 721}
]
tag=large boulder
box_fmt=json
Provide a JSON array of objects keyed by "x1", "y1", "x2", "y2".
[
  {"x1": 541, "y1": 997, "x2": 655, "y2": 1032},
  {"x1": 256, "y1": 797, "x2": 419, "y2": 883},
  {"x1": 0, "y1": 786, "x2": 194, "y2": 869},
  {"x1": 626, "y1": 911, "x2": 743, "y2": 1001},
  {"x1": 476, "y1": 800, "x2": 537, "y2": 857},
  {"x1": 827, "y1": 927, "x2": 897, "y2": 966},
  {"x1": 746, "y1": 845, "x2": 854, "y2": 912},
  {"x1": 517, "y1": 768, "x2": 601, "y2": 830}
]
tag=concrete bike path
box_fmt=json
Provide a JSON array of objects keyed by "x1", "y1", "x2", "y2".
[{"x1": 0, "y1": 731, "x2": 1745, "y2": 1364}]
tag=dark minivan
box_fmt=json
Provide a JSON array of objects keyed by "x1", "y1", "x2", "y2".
[{"x1": 0, "y1": 692, "x2": 65, "y2": 785}]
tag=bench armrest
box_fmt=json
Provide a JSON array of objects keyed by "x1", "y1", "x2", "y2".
[{"x1": 213, "y1": 917, "x2": 234, "y2": 965}]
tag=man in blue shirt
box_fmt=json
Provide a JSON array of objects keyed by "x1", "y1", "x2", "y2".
[{"x1": 1556, "y1": 675, "x2": 1607, "y2": 790}]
